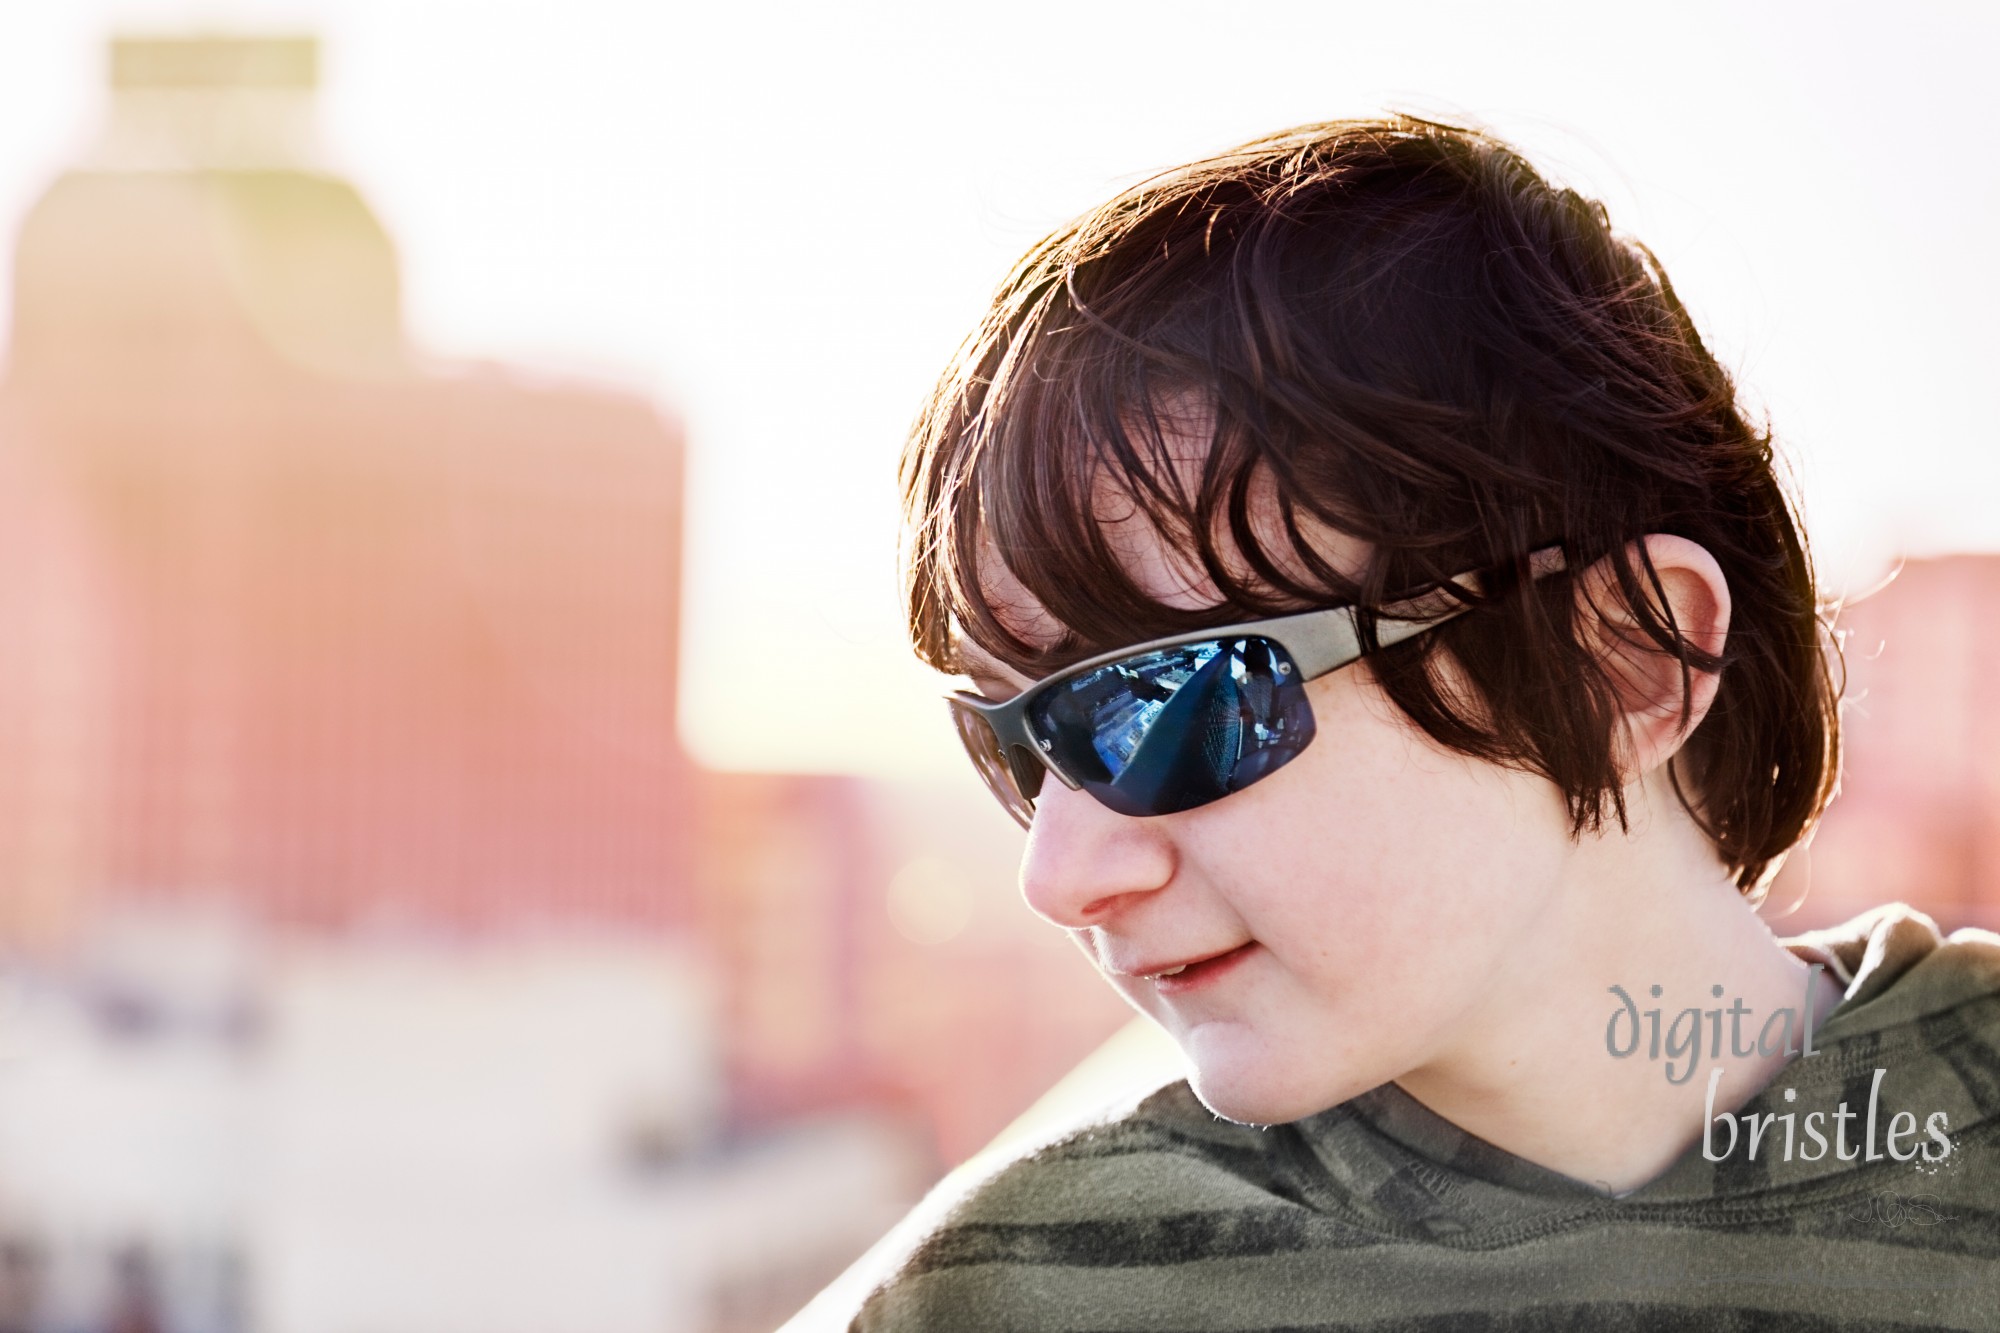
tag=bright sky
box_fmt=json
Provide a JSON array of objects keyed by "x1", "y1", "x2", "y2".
[{"x1": 1, "y1": 1, "x2": 1994, "y2": 779}]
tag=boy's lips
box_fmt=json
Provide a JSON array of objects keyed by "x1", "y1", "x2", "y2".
[{"x1": 1113, "y1": 942, "x2": 1259, "y2": 993}]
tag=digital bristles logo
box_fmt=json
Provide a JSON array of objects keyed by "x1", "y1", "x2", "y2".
[{"x1": 1605, "y1": 965, "x2": 1955, "y2": 1166}]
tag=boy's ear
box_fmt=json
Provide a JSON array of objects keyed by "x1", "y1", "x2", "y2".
[{"x1": 1576, "y1": 535, "x2": 1731, "y2": 782}]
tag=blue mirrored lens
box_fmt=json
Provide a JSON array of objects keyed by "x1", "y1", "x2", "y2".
[{"x1": 1025, "y1": 636, "x2": 1315, "y2": 817}]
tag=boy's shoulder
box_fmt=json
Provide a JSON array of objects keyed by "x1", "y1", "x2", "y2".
[
  {"x1": 920, "y1": 1076, "x2": 1294, "y2": 1228},
  {"x1": 1788, "y1": 903, "x2": 2000, "y2": 1037},
  {"x1": 826, "y1": 1078, "x2": 1311, "y2": 1332}
]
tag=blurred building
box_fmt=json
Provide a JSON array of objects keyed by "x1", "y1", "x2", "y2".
[
  {"x1": 1771, "y1": 555, "x2": 2000, "y2": 935},
  {"x1": 695, "y1": 774, "x2": 1130, "y2": 1164},
  {"x1": 0, "y1": 31, "x2": 1132, "y2": 1333},
  {"x1": 0, "y1": 33, "x2": 692, "y2": 943}
]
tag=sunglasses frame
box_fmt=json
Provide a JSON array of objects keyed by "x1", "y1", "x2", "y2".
[{"x1": 947, "y1": 545, "x2": 1569, "y2": 824}]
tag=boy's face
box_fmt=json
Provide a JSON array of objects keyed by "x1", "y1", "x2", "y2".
[{"x1": 963, "y1": 492, "x2": 1588, "y2": 1126}]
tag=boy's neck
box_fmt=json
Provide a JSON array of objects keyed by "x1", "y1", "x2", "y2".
[{"x1": 1390, "y1": 770, "x2": 1845, "y2": 1196}]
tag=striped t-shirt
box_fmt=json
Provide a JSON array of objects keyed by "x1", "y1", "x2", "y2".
[{"x1": 851, "y1": 904, "x2": 2000, "y2": 1331}]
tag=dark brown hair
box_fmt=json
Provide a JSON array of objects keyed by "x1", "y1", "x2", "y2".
[{"x1": 901, "y1": 115, "x2": 1839, "y2": 894}]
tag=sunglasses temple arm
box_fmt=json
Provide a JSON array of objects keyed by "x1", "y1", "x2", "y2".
[
  {"x1": 1371, "y1": 596, "x2": 1481, "y2": 657},
  {"x1": 1378, "y1": 547, "x2": 1568, "y2": 642},
  {"x1": 1298, "y1": 546, "x2": 1570, "y2": 669}
]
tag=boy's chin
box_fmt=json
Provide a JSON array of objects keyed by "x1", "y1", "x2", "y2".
[{"x1": 1184, "y1": 1060, "x2": 1342, "y2": 1128}]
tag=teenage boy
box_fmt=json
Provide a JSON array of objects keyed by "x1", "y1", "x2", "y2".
[{"x1": 853, "y1": 117, "x2": 2000, "y2": 1329}]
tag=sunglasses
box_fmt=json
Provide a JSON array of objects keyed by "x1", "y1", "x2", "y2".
[{"x1": 946, "y1": 546, "x2": 1568, "y2": 826}]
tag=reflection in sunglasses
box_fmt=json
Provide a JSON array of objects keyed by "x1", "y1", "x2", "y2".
[{"x1": 1028, "y1": 637, "x2": 1314, "y2": 816}]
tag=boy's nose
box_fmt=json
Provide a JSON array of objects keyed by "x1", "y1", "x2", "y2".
[{"x1": 1018, "y1": 780, "x2": 1177, "y2": 929}]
